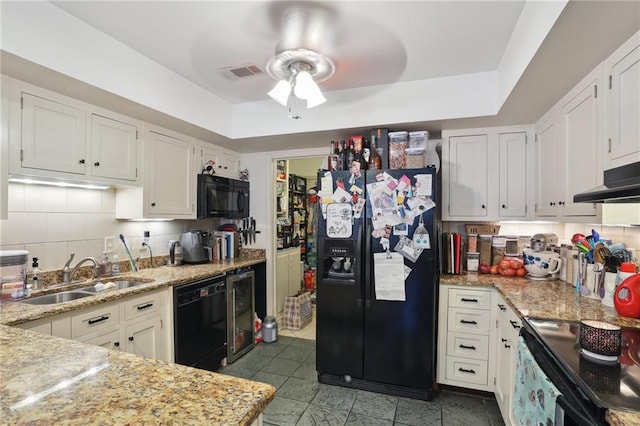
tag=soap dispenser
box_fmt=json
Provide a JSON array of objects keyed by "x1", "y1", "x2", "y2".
[
  {"x1": 99, "y1": 251, "x2": 113, "y2": 277},
  {"x1": 31, "y1": 257, "x2": 42, "y2": 291}
]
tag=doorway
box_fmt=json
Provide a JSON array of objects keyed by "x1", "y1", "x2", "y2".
[{"x1": 273, "y1": 156, "x2": 324, "y2": 340}]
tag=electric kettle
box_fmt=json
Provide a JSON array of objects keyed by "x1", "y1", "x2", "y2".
[
  {"x1": 180, "y1": 230, "x2": 212, "y2": 264},
  {"x1": 614, "y1": 273, "x2": 640, "y2": 318}
]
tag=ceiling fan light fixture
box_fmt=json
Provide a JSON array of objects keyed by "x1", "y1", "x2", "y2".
[
  {"x1": 268, "y1": 79, "x2": 292, "y2": 106},
  {"x1": 266, "y1": 48, "x2": 334, "y2": 116}
]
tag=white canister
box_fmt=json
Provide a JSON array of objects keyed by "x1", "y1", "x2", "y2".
[
  {"x1": 0, "y1": 250, "x2": 28, "y2": 300},
  {"x1": 602, "y1": 272, "x2": 618, "y2": 307}
]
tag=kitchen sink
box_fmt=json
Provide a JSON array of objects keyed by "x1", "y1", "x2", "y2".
[
  {"x1": 80, "y1": 279, "x2": 151, "y2": 292},
  {"x1": 21, "y1": 291, "x2": 95, "y2": 305}
]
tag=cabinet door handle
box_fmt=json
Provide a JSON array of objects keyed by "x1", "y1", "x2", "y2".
[
  {"x1": 608, "y1": 138, "x2": 612, "y2": 153},
  {"x1": 458, "y1": 368, "x2": 476, "y2": 374},
  {"x1": 460, "y1": 297, "x2": 478, "y2": 303},
  {"x1": 79, "y1": 159, "x2": 85, "y2": 164},
  {"x1": 510, "y1": 320, "x2": 521, "y2": 329},
  {"x1": 88, "y1": 315, "x2": 109, "y2": 325},
  {"x1": 501, "y1": 204, "x2": 506, "y2": 209},
  {"x1": 114, "y1": 342, "x2": 120, "y2": 347},
  {"x1": 94, "y1": 161, "x2": 100, "y2": 167},
  {"x1": 501, "y1": 338, "x2": 508, "y2": 343},
  {"x1": 460, "y1": 319, "x2": 477, "y2": 325},
  {"x1": 558, "y1": 201, "x2": 565, "y2": 206},
  {"x1": 504, "y1": 344, "x2": 511, "y2": 349},
  {"x1": 128, "y1": 336, "x2": 134, "y2": 341},
  {"x1": 137, "y1": 303, "x2": 153, "y2": 310},
  {"x1": 459, "y1": 344, "x2": 476, "y2": 350},
  {"x1": 151, "y1": 202, "x2": 156, "y2": 207},
  {"x1": 481, "y1": 204, "x2": 485, "y2": 209},
  {"x1": 498, "y1": 304, "x2": 506, "y2": 311}
]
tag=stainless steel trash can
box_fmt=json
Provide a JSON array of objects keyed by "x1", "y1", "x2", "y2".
[{"x1": 263, "y1": 316, "x2": 278, "y2": 343}]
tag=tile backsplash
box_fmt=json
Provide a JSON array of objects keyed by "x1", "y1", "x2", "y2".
[
  {"x1": 443, "y1": 221, "x2": 640, "y2": 261},
  {"x1": 0, "y1": 183, "x2": 222, "y2": 271}
]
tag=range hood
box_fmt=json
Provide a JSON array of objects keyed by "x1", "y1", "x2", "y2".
[{"x1": 574, "y1": 162, "x2": 640, "y2": 203}]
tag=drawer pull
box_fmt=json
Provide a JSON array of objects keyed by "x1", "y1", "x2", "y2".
[
  {"x1": 458, "y1": 368, "x2": 476, "y2": 374},
  {"x1": 459, "y1": 344, "x2": 476, "y2": 350},
  {"x1": 497, "y1": 304, "x2": 506, "y2": 311},
  {"x1": 460, "y1": 319, "x2": 477, "y2": 325},
  {"x1": 504, "y1": 343, "x2": 511, "y2": 349},
  {"x1": 501, "y1": 338, "x2": 507, "y2": 343},
  {"x1": 88, "y1": 315, "x2": 109, "y2": 325},
  {"x1": 129, "y1": 336, "x2": 134, "y2": 341},
  {"x1": 114, "y1": 342, "x2": 120, "y2": 347},
  {"x1": 460, "y1": 297, "x2": 478, "y2": 303},
  {"x1": 137, "y1": 303, "x2": 154, "y2": 311},
  {"x1": 510, "y1": 320, "x2": 521, "y2": 329}
]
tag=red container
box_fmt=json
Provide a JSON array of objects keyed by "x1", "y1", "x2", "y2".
[{"x1": 614, "y1": 273, "x2": 640, "y2": 318}]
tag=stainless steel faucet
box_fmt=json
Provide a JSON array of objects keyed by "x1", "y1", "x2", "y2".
[{"x1": 62, "y1": 252, "x2": 99, "y2": 283}]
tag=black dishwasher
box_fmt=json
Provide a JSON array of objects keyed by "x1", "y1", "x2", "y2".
[{"x1": 174, "y1": 275, "x2": 227, "y2": 371}]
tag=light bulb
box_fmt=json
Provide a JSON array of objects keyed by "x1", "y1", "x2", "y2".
[
  {"x1": 305, "y1": 83, "x2": 327, "y2": 108},
  {"x1": 268, "y1": 79, "x2": 292, "y2": 106},
  {"x1": 293, "y1": 71, "x2": 315, "y2": 100}
]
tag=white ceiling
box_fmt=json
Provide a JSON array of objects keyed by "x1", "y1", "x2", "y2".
[
  {"x1": 50, "y1": 1, "x2": 525, "y2": 104},
  {"x1": 1, "y1": 1, "x2": 639, "y2": 153}
]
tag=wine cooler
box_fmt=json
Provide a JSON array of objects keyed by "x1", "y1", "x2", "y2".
[{"x1": 226, "y1": 269, "x2": 255, "y2": 363}]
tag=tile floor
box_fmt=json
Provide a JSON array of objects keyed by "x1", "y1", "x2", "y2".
[{"x1": 218, "y1": 334, "x2": 505, "y2": 426}]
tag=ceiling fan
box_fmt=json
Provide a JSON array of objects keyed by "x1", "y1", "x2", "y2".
[
  {"x1": 265, "y1": 3, "x2": 338, "y2": 118},
  {"x1": 261, "y1": 1, "x2": 407, "y2": 119}
]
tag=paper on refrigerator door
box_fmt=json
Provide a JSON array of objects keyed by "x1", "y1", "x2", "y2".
[
  {"x1": 415, "y1": 174, "x2": 432, "y2": 196},
  {"x1": 373, "y1": 252, "x2": 405, "y2": 301}
]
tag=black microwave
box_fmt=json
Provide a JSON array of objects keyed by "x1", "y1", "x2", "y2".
[{"x1": 197, "y1": 175, "x2": 249, "y2": 219}]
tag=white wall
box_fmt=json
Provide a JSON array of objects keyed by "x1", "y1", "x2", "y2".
[{"x1": 0, "y1": 183, "x2": 221, "y2": 271}]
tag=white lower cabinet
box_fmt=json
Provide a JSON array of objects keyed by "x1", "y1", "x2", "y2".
[
  {"x1": 125, "y1": 316, "x2": 163, "y2": 359},
  {"x1": 77, "y1": 329, "x2": 122, "y2": 351},
  {"x1": 16, "y1": 289, "x2": 168, "y2": 361},
  {"x1": 494, "y1": 295, "x2": 522, "y2": 426},
  {"x1": 437, "y1": 285, "x2": 494, "y2": 391},
  {"x1": 275, "y1": 247, "x2": 302, "y2": 313}
]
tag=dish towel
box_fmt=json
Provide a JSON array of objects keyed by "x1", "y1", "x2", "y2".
[{"x1": 512, "y1": 336, "x2": 564, "y2": 426}]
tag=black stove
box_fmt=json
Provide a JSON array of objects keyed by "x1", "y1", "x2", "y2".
[{"x1": 526, "y1": 318, "x2": 640, "y2": 413}]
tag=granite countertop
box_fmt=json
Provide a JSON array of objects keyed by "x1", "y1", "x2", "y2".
[
  {"x1": 440, "y1": 273, "x2": 640, "y2": 426},
  {"x1": 0, "y1": 250, "x2": 266, "y2": 327},
  {"x1": 0, "y1": 325, "x2": 275, "y2": 425},
  {"x1": 0, "y1": 251, "x2": 274, "y2": 425}
]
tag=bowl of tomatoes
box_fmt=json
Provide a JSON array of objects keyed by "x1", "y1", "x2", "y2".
[{"x1": 487, "y1": 258, "x2": 527, "y2": 277}]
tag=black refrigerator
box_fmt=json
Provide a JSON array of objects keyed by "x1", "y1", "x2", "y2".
[{"x1": 316, "y1": 167, "x2": 439, "y2": 400}]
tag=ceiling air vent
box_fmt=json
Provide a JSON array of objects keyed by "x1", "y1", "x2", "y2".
[{"x1": 219, "y1": 64, "x2": 264, "y2": 80}]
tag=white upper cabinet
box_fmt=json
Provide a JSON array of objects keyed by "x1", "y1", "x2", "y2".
[
  {"x1": 90, "y1": 114, "x2": 138, "y2": 181},
  {"x1": 201, "y1": 143, "x2": 240, "y2": 179},
  {"x1": 145, "y1": 128, "x2": 196, "y2": 217},
  {"x1": 534, "y1": 111, "x2": 560, "y2": 217},
  {"x1": 21, "y1": 92, "x2": 87, "y2": 175},
  {"x1": 498, "y1": 132, "x2": 528, "y2": 218},
  {"x1": 444, "y1": 133, "x2": 489, "y2": 219},
  {"x1": 116, "y1": 127, "x2": 198, "y2": 219},
  {"x1": 561, "y1": 66, "x2": 602, "y2": 217},
  {"x1": 5, "y1": 76, "x2": 141, "y2": 186},
  {"x1": 535, "y1": 64, "x2": 602, "y2": 219},
  {"x1": 443, "y1": 126, "x2": 533, "y2": 221},
  {"x1": 604, "y1": 31, "x2": 640, "y2": 170}
]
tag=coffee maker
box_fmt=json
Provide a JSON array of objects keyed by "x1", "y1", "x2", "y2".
[{"x1": 180, "y1": 230, "x2": 212, "y2": 264}]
